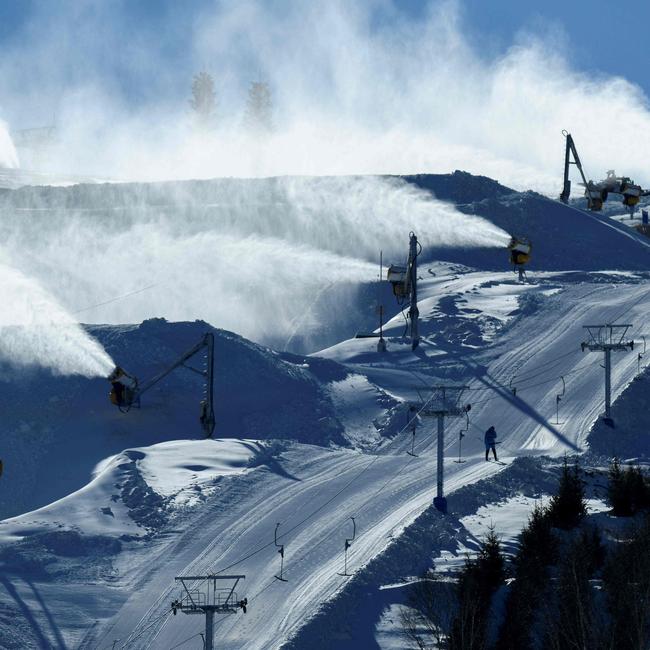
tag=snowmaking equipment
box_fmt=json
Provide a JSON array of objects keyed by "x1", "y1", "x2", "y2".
[
  {"x1": 387, "y1": 232, "x2": 420, "y2": 350},
  {"x1": 107, "y1": 331, "x2": 216, "y2": 437},
  {"x1": 560, "y1": 130, "x2": 649, "y2": 215},
  {"x1": 508, "y1": 236, "x2": 532, "y2": 282}
]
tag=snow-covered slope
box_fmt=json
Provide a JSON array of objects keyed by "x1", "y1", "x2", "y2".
[
  {"x1": 3, "y1": 171, "x2": 650, "y2": 649},
  {"x1": 0, "y1": 318, "x2": 396, "y2": 520}
]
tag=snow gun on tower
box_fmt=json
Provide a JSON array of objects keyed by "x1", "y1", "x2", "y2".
[
  {"x1": 508, "y1": 236, "x2": 532, "y2": 282},
  {"x1": 108, "y1": 331, "x2": 215, "y2": 438},
  {"x1": 387, "y1": 232, "x2": 420, "y2": 350},
  {"x1": 560, "y1": 130, "x2": 649, "y2": 215}
]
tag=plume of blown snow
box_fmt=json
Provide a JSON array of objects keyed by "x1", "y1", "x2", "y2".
[
  {"x1": 0, "y1": 176, "x2": 508, "y2": 345},
  {"x1": 0, "y1": 120, "x2": 19, "y2": 169},
  {"x1": 0, "y1": 261, "x2": 114, "y2": 377},
  {"x1": 1, "y1": 2, "x2": 649, "y2": 192}
]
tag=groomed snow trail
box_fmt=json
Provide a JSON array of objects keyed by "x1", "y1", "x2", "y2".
[{"x1": 87, "y1": 273, "x2": 650, "y2": 650}]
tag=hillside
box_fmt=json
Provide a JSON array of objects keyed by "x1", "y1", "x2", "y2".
[{"x1": 1, "y1": 171, "x2": 650, "y2": 649}]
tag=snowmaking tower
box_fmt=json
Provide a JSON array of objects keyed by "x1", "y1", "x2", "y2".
[
  {"x1": 387, "y1": 232, "x2": 420, "y2": 350},
  {"x1": 108, "y1": 331, "x2": 216, "y2": 437}
]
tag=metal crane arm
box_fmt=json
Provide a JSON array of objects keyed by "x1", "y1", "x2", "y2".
[
  {"x1": 560, "y1": 131, "x2": 591, "y2": 203},
  {"x1": 119, "y1": 332, "x2": 216, "y2": 437},
  {"x1": 136, "y1": 334, "x2": 211, "y2": 399}
]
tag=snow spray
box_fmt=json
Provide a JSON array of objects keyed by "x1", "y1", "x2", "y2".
[
  {"x1": 0, "y1": 261, "x2": 114, "y2": 377},
  {"x1": 0, "y1": 120, "x2": 19, "y2": 169},
  {"x1": 0, "y1": 176, "x2": 509, "y2": 347}
]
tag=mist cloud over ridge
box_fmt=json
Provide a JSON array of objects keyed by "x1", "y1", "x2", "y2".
[
  {"x1": 1, "y1": 1, "x2": 649, "y2": 192},
  {"x1": 0, "y1": 176, "x2": 509, "y2": 350}
]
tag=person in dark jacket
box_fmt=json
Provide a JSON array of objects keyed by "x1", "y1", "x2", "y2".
[{"x1": 484, "y1": 426, "x2": 498, "y2": 461}]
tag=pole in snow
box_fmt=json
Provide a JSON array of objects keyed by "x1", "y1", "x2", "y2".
[
  {"x1": 581, "y1": 325, "x2": 634, "y2": 425},
  {"x1": 417, "y1": 386, "x2": 470, "y2": 513},
  {"x1": 409, "y1": 233, "x2": 420, "y2": 350}
]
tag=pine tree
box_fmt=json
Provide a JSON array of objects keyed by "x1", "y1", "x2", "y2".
[
  {"x1": 602, "y1": 516, "x2": 650, "y2": 649},
  {"x1": 548, "y1": 457, "x2": 586, "y2": 530},
  {"x1": 608, "y1": 460, "x2": 650, "y2": 516},
  {"x1": 244, "y1": 81, "x2": 273, "y2": 134},
  {"x1": 543, "y1": 535, "x2": 600, "y2": 650},
  {"x1": 449, "y1": 528, "x2": 504, "y2": 650},
  {"x1": 189, "y1": 71, "x2": 217, "y2": 130},
  {"x1": 496, "y1": 504, "x2": 556, "y2": 650}
]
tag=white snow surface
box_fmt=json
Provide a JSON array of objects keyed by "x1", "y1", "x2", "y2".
[{"x1": 3, "y1": 174, "x2": 650, "y2": 649}]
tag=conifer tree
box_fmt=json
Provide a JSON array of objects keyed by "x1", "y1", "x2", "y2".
[
  {"x1": 244, "y1": 81, "x2": 273, "y2": 134},
  {"x1": 548, "y1": 457, "x2": 586, "y2": 530},
  {"x1": 190, "y1": 71, "x2": 217, "y2": 130},
  {"x1": 449, "y1": 528, "x2": 504, "y2": 650}
]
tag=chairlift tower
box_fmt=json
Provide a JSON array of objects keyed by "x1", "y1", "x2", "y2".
[
  {"x1": 581, "y1": 324, "x2": 634, "y2": 423},
  {"x1": 417, "y1": 386, "x2": 470, "y2": 513},
  {"x1": 171, "y1": 574, "x2": 247, "y2": 650}
]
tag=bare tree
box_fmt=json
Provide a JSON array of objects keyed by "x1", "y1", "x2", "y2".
[{"x1": 400, "y1": 572, "x2": 454, "y2": 649}]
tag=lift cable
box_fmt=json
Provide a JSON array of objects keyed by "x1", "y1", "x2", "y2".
[
  {"x1": 119, "y1": 608, "x2": 173, "y2": 648},
  {"x1": 608, "y1": 287, "x2": 650, "y2": 324},
  {"x1": 212, "y1": 386, "x2": 442, "y2": 576},
  {"x1": 467, "y1": 357, "x2": 603, "y2": 407},
  {"x1": 72, "y1": 283, "x2": 159, "y2": 315},
  {"x1": 167, "y1": 632, "x2": 204, "y2": 650}
]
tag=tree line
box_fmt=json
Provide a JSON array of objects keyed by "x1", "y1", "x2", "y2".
[
  {"x1": 402, "y1": 458, "x2": 650, "y2": 649},
  {"x1": 189, "y1": 71, "x2": 273, "y2": 133}
]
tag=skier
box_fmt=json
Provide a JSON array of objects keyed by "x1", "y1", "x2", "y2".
[{"x1": 484, "y1": 425, "x2": 498, "y2": 461}]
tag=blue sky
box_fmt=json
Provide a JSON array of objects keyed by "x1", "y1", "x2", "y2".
[
  {"x1": 0, "y1": 0, "x2": 648, "y2": 127},
  {"x1": 1, "y1": 0, "x2": 649, "y2": 187}
]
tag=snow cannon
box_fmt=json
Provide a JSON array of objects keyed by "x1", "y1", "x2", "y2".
[
  {"x1": 620, "y1": 178, "x2": 642, "y2": 208},
  {"x1": 387, "y1": 264, "x2": 409, "y2": 298},
  {"x1": 508, "y1": 237, "x2": 532, "y2": 266},
  {"x1": 584, "y1": 183, "x2": 606, "y2": 211},
  {"x1": 508, "y1": 236, "x2": 532, "y2": 282},
  {"x1": 108, "y1": 366, "x2": 139, "y2": 410}
]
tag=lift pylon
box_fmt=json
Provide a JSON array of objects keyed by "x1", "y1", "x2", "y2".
[
  {"x1": 416, "y1": 386, "x2": 471, "y2": 513},
  {"x1": 581, "y1": 324, "x2": 634, "y2": 424},
  {"x1": 171, "y1": 574, "x2": 247, "y2": 650}
]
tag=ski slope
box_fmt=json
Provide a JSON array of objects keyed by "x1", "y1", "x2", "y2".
[
  {"x1": 3, "y1": 173, "x2": 650, "y2": 648},
  {"x1": 3, "y1": 268, "x2": 650, "y2": 649}
]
